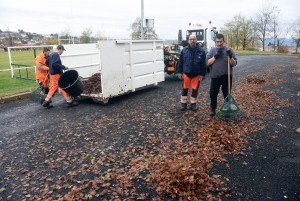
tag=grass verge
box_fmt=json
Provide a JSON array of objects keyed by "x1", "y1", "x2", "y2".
[
  {"x1": 235, "y1": 50, "x2": 293, "y2": 55},
  {"x1": 0, "y1": 49, "x2": 49, "y2": 97}
]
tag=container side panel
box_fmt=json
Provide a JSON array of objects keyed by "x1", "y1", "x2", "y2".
[
  {"x1": 124, "y1": 52, "x2": 130, "y2": 65},
  {"x1": 155, "y1": 60, "x2": 164, "y2": 72},
  {"x1": 156, "y1": 71, "x2": 165, "y2": 83},
  {"x1": 134, "y1": 74, "x2": 155, "y2": 89},
  {"x1": 131, "y1": 42, "x2": 153, "y2": 51},
  {"x1": 59, "y1": 44, "x2": 100, "y2": 79},
  {"x1": 132, "y1": 62, "x2": 155, "y2": 77},
  {"x1": 130, "y1": 42, "x2": 164, "y2": 91},
  {"x1": 155, "y1": 50, "x2": 164, "y2": 60},
  {"x1": 98, "y1": 41, "x2": 127, "y2": 98},
  {"x1": 132, "y1": 51, "x2": 154, "y2": 64},
  {"x1": 124, "y1": 65, "x2": 132, "y2": 91}
]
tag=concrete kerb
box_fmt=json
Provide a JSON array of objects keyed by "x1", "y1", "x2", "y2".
[{"x1": 0, "y1": 92, "x2": 30, "y2": 103}]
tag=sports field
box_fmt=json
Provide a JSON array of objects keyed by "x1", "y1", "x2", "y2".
[{"x1": 0, "y1": 49, "x2": 49, "y2": 97}]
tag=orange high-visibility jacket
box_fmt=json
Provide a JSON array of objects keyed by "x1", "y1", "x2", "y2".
[{"x1": 35, "y1": 52, "x2": 49, "y2": 81}]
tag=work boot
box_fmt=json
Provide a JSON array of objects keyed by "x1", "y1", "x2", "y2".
[
  {"x1": 67, "y1": 100, "x2": 79, "y2": 108},
  {"x1": 209, "y1": 108, "x2": 216, "y2": 116},
  {"x1": 42, "y1": 100, "x2": 52, "y2": 107},
  {"x1": 181, "y1": 103, "x2": 187, "y2": 111},
  {"x1": 191, "y1": 103, "x2": 197, "y2": 111}
]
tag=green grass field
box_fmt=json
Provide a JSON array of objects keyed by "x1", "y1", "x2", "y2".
[{"x1": 0, "y1": 49, "x2": 51, "y2": 97}]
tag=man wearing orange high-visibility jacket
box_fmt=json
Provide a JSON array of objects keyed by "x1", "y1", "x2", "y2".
[{"x1": 35, "y1": 47, "x2": 50, "y2": 104}]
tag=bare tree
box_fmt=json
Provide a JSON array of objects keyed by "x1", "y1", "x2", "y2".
[
  {"x1": 129, "y1": 17, "x2": 158, "y2": 40},
  {"x1": 4, "y1": 27, "x2": 14, "y2": 47},
  {"x1": 80, "y1": 27, "x2": 93, "y2": 43},
  {"x1": 253, "y1": 0, "x2": 280, "y2": 51},
  {"x1": 270, "y1": 15, "x2": 289, "y2": 52},
  {"x1": 59, "y1": 28, "x2": 73, "y2": 44},
  {"x1": 276, "y1": 26, "x2": 289, "y2": 51},
  {"x1": 291, "y1": 17, "x2": 300, "y2": 53},
  {"x1": 95, "y1": 25, "x2": 108, "y2": 41},
  {"x1": 248, "y1": 20, "x2": 260, "y2": 49},
  {"x1": 270, "y1": 15, "x2": 279, "y2": 51}
]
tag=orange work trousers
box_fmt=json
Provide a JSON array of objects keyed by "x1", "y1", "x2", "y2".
[
  {"x1": 180, "y1": 74, "x2": 201, "y2": 104},
  {"x1": 45, "y1": 74, "x2": 72, "y2": 102},
  {"x1": 37, "y1": 73, "x2": 50, "y2": 89}
]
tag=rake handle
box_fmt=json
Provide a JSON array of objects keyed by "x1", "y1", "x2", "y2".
[
  {"x1": 227, "y1": 34, "x2": 231, "y2": 95},
  {"x1": 228, "y1": 54, "x2": 230, "y2": 95}
]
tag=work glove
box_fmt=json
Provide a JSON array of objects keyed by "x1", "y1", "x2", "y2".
[
  {"x1": 214, "y1": 50, "x2": 223, "y2": 59},
  {"x1": 64, "y1": 66, "x2": 68, "y2": 70},
  {"x1": 226, "y1": 49, "x2": 233, "y2": 59},
  {"x1": 177, "y1": 73, "x2": 183, "y2": 80},
  {"x1": 200, "y1": 76, "x2": 205, "y2": 81},
  {"x1": 39, "y1": 82, "x2": 45, "y2": 90}
]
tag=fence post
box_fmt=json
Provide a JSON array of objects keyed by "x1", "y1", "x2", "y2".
[{"x1": 8, "y1": 47, "x2": 14, "y2": 78}]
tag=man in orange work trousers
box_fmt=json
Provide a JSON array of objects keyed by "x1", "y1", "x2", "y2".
[
  {"x1": 42, "y1": 45, "x2": 79, "y2": 108},
  {"x1": 177, "y1": 35, "x2": 207, "y2": 111},
  {"x1": 35, "y1": 47, "x2": 50, "y2": 105}
]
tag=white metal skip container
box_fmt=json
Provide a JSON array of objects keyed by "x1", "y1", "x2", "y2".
[{"x1": 57, "y1": 40, "x2": 165, "y2": 104}]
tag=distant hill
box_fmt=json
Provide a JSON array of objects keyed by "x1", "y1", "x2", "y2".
[{"x1": 266, "y1": 38, "x2": 295, "y2": 46}]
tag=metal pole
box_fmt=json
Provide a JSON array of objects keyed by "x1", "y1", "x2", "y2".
[
  {"x1": 141, "y1": 0, "x2": 144, "y2": 40},
  {"x1": 8, "y1": 47, "x2": 14, "y2": 78}
]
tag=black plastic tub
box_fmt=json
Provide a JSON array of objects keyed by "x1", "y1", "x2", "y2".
[{"x1": 58, "y1": 70, "x2": 84, "y2": 97}]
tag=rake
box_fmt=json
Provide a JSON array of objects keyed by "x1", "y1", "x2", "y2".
[
  {"x1": 214, "y1": 48, "x2": 243, "y2": 122},
  {"x1": 27, "y1": 73, "x2": 49, "y2": 104}
]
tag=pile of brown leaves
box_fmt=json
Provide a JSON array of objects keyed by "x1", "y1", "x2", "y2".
[
  {"x1": 82, "y1": 73, "x2": 102, "y2": 94},
  {"x1": 1, "y1": 61, "x2": 298, "y2": 201},
  {"x1": 246, "y1": 77, "x2": 266, "y2": 84},
  {"x1": 140, "y1": 63, "x2": 296, "y2": 200},
  {"x1": 146, "y1": 121, "x2": 244, "y2": 199},
  {"x1": 60, "y1": 63, "x2": 295, "y2": 200}
]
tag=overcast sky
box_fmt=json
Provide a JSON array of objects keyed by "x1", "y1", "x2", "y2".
[{"x1": 0, "y1": 0, "x2": 299, "y2": 39}]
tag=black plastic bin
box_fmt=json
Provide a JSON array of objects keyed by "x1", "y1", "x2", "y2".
[{"x1": 58, "y1": 70, "x2": 84, "y2": 97}]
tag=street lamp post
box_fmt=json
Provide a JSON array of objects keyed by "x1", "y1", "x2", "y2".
[{"x1": 141, "y1": 0, "x2": 144, "y2": 40}]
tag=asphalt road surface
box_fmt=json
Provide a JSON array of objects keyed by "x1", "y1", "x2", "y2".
[{"x1": 0, "y1": 55, "x2": 299, "y2": 201}]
